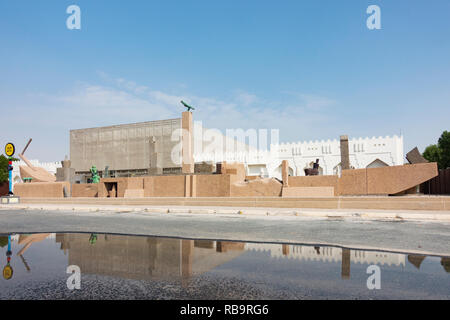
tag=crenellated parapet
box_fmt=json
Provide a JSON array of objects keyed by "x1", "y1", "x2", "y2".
[{"x1": 244, "y1": 243, "x2": 406, "y2": 266}]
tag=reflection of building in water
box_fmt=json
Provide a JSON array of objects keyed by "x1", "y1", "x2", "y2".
[
  {"x1": 441, "y1": 258, "x2": 450, "y2": 273},
  {"x1": 244, "y1": 243, "x2": 406, "y2": 267},
  {"x1": 17, "y1": 234, "x2": 53, "y2": 256},
  {"x1": 17, "y1": 233, "x2": 56, "y2": 272},
  {"x1": 55, "y1": 234, "x2": 244, "y2": 284},
  {"x1": 245, "y1": 243, "x2": 407, "y2": 280},
  {"x1": 408, "y1": 255, "x2": 426, "y2": 270},
  {"x1": 408, "y1": 254, "x2": 450, "y2": 273},
  {"x1": 4, "y1": 234, "x2": 55, "y2": 243},
  {"x1": 51, "y1": 234, "x2": 450, "y2": 282}
]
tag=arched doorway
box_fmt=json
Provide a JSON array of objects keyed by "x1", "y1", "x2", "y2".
[
  {"x1": 366, "y1": 159, "x2": 389, "y2": 169},
  {"x1": 333, "y1": 163, "x2": 342, "y2": 176}
]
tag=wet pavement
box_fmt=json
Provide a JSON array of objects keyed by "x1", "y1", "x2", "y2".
[
  {"x1": 0, "y1": 233, "x2": 449, "y2": 300},
  {"x1": 1, "y1": 209, "x2": 450, "y2": 256}
]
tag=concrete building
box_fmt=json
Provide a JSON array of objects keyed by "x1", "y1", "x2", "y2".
[
  {"x1": 70, "y1": 117, "x2": 183, "y2": 177},
  {"x1": 69, "y1": 114, "x2": 252, "y2": 180}
]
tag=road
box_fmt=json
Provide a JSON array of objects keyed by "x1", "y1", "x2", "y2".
[{"x1": 1, "y1": 208, "x2": 450, "y2": 256}]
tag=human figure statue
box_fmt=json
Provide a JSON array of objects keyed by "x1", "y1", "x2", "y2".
[
  {"x1": 305, "y1": 159, "x2": 320, "y2": 176},
  {"x1": 90, "y1": 166, "x2": 100, "y2": 184}
]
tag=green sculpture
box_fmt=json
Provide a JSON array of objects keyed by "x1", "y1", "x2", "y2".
[
  {"x1": 90, "y1": 166, "x2": 100, "y2": 183},
  {"x1": 89, "y1": 234, "x2": 97, "y2": 245},
  {"x1": 181, "y1": 100, "x2": 195, "y2": 112}
]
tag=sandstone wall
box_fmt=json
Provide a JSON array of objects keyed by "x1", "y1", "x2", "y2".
[
  {"x1": 66, "y1": 162, "x2": 440, "y2": 199},
  {"x1": 72, "y1": 183, "x2": 98, "y2": 197},
  {"x1": 14, "y1": 182, "x2": 70, "y2": 198},
  {"x1": 231, "y1": 178, "x2": 282, "y2": 197},
  {"x1": 338, "y1": 163, "x2": 438, "y2": 195},
  {"x1": 288, "y1": 176, "x2": 339, "y2": 196},
  {"x1": 196, "y1": 174, "x2": 231, "y2": 197}
]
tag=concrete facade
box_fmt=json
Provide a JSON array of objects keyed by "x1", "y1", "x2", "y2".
[
  {"x1": 70, "y1": 118, "x2": 182, "y2": 174},
  {"x1": 56, "y1": 159, "x2": 76, "y2": 184}
]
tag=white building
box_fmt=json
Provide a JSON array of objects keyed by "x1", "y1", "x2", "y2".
[{"x1": 195, "y1": 134, "x2": 404, "y2": 180}]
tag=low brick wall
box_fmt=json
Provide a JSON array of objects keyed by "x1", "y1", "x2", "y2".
[
  {"x1": 143, "y1": 176, "x2": 186, "y2": 197},
  {"x1": 72, "y1": 184, "x2": 98, "y2": 197},
  {"x1": 231, "y1": 178, "x2": 282, "y2": 197},
  {"x1": 14, "y1": 182, "x2": 70, "y2": 198},
  {"x1": 288, "y1": 163, "x2": 439, "y2": 196},
  {"x1": 196, "y1": 174, "x2": 231, "y2": 197},
  {"x1": 338, "y1": 163, "x2": 438, "y2": 195},
  {"x1": 288, "y1": 176, "x2": 339, "y2": 195},
  {"x1": 74, "y1": 163, "x2": 440, "y2": 199},
  {"x1": 282, "y1": 186, "x2": 334, "y2": 197}
]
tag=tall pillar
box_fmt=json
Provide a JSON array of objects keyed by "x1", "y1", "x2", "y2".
[
  {"x1": 184, "y1": 175, "x2": 191, "y2": 198},
  {"x1": 184, "y1": 175, "x2": 197, "y2": 198},
  {"x1": 340, "y1": 135, "x2": 350, "y2": 170},
  {"x1": 341, "y1": 249, "x2": 351, "y2": 279},
  {"x1": 190, "y1": 175, "x2": 197, "y2": 197},
  {"x1": 182, "y1": 112, "x2": 194, "y2": 174},
  {"x1": 282, "y1": 160, "x2": 289, "y2": 187},
  {"x1": 181, "y1": 239, "x2": 194, "y2": 287},
  {"x1": 282, "y1": 244, "x2": 289, "y2": 256}
]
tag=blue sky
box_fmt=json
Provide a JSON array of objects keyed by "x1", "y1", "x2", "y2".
[{"x1": 1, "y1": 0, "x2": 450, "y2": 161}]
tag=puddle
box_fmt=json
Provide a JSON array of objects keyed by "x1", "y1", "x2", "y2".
[{"x1": 0, "y1": 233, "x2": 448, "y2": 300}]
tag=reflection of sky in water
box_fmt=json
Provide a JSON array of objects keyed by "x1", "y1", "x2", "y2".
[{"x1": 0, "y1": 233, "x2": 448, "y2": 299}]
